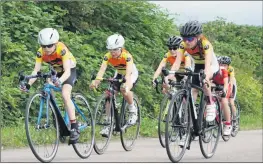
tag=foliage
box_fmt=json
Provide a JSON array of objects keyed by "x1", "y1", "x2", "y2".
[{"x1": 1, "y1": 2, "x2": 261, "y2": 131}]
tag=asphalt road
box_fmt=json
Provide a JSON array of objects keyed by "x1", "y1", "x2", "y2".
[{"x1": 1, "y1": 130, "x2": 262, "y2": 163}]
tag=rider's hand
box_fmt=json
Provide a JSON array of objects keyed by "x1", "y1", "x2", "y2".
[
  {"x1": 53, "y1": 78, "x2": 62, "y2": 87},
  {"x1": 90, "y1": 80, "x2": 100, "y2": 89},
  {"x1": 120, "y1": 83, "x2": 129, "y2": 94},
  {"x1": 19, "y1": 83, "x2": 30, "y2": 92},
  {"x1": 168, "y1": 74, "x2": 176, "y2": 81},
  {"x1": 152, "y1": 79, "x2": 158, "y2": 87}
]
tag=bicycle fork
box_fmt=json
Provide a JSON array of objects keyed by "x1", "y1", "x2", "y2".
[{"x1": 186, "y1": 90, "x2": 200, "y2": 150}]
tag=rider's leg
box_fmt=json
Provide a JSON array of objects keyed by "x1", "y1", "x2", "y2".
[{"x1": 221, "y1": 97, "x2": 232, "y2": 135}]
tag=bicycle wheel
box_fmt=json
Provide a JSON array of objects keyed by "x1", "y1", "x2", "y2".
[
  {"x1": 71, "y1": 93, "x2": 95, "y2": 159},
  {"x1": 199, "y1": 95, "x2": 221, "y2": 158},
  {"x1": 25, "y1": 92, "x2": 59, "y2": 162},
  {"x1": 158, "y1": 94, "x2": 171, "y2": 148},
  {"x1": 120, "y1": 94, "x2": 141, "y2": 151},
  {"x1": 231, "y1": 99, "x2": 240, "y2": 137},
  {"x1": 165, "y1": 90, "x2": 191, "y2": 163},
  {"x1": 93, "y1": 93, "x2": 114, "y2": 155}
]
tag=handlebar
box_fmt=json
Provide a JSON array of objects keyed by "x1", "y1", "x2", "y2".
[{"x1": 161, "y1": 67, "x2": 206, "y2": 79}]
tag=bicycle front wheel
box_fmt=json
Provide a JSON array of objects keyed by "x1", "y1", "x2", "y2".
[
  {"x1": 165, "y1": 90, "x2": 191, "y2": 163},
  {"x1": 199, "y1": 95, "x2": 222, "y2": 158},
  {"x1": 158, "y1": 94, "x2": 170, "y2": 148},
  {"x1": 72, "y1": 93, "x2": 95, "y2": 159},
  {"x1": 25, "y1": 92, "x2": 59, "y2": 163},
  {"x1": 120, "y1": 94, "x2": 141, "y2": 151},
  {"x1": 231, "y1": 98, "x2": 241, "y2": 137},
  {"x1": 93, "y1": 93, "x2": 114, "y2": 155}
]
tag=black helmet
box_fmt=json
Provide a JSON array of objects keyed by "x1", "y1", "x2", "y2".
[
  {"x1": 166, "y1": 36, "x2": 183, "y2": 47},
  {"x1": 180, "y1": 20, "x2": 203, "y2": 37},
  {"x1": 219, "y1": 56, "x2": 232, "y2": 65},
  {"x1": 217, "y1": 56, "x2": 222, "y2": 62}
]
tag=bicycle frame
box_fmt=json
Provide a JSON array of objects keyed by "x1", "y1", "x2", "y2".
[
  {"x1": 102, "y1": 79, "x2": 132, "y2": 133},
  {"x1": 37, "y1": 81, "x2": 89, "y2": 136}
]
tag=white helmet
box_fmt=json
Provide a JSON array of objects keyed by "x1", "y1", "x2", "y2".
[
  {"x1": 38, "y1": 28, "x2": 59, "y2": 45},
  {"x1": 106, "y1": 34, "x2": 125, "y2": 49}
]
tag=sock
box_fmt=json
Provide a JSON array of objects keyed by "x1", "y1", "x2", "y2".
[
  {"x1": 70, "y1": 120, "x2": 78, "y2": 129},
  {"x1": 128, "y1": 103, "x2": 137, "y2": 113},
  {"x1": 225, "y1": 121, "x2": 231, "y2": 125}
]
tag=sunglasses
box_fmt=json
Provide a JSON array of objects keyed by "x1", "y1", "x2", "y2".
[
  {"x1": 183, "y1": 37, "x2": 195, "y2": 42},
  {"x1": 41, "y1": 44, "x2": 54, "y2": 48},
  {"x1": 108, "y1": 48, "x2": 121, "y2": 52},
  {"x1": 168, "y1": 47, "x2": 178, "y2": 51}
]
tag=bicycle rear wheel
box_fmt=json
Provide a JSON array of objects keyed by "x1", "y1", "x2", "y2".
[
  {"x1": 72, "y1": 93, "x2": 95, "y2": 159},
  {"x1": 93, "y1": 94, "x2": 114, "y2": 155},
  {"x1": 25, "y1": 92, "x2": 59, "y2": 162},
  {"x1": 199, "y1": 95, "x2": 221, "y2": 158},
  {"x1": 158, "y1": 94, "x2": 170, "y2": 148},
  {"x1": 165, "y1": 90, "x2": 191, "y2": 163},
  {"x1": 231, "y1": 99, "x2": 240, "y2": 137},
  {"x1": 120, "y1": 94, "x2": 141, "y2": 151}
]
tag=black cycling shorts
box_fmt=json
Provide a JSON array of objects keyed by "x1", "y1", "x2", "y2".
[{"x1": 57, "y1": 67, "x2": 77, "y2": 87}]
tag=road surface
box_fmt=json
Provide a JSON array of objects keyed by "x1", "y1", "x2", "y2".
[{"x1": 1, "y1": 130, "x2": 262, "y2": 162}]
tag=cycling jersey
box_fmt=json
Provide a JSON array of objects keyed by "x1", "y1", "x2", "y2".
[
  {"x1": 228, "y1": 65, "x2": 235, "y2": 77},
  {"x1": 36, "y1": 42, "x2": 76, "y2": 73},
  {"x1": 102, "y1": 48, "x2": 138, "y2": 76},
  {"x1": 178, "y1": 36, "x2": 219, "y2": 73},
  {"x1": 213, "y1": 68, "x2": 229, "y2": 85}
]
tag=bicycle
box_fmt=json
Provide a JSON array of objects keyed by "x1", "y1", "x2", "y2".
[
  {"x1": 92, "y1": 76, "x2": 141, "y2": 154},
  {"x1": 211, "y1": 84, "x2": 241, "y2": 141},
  {"x1": 154, "y1": 76, "x2": 182, "y2": 148},
  {"x1": 19, "y1": 69, "x2": 95, "y2": 162},
  {"x1": 162, "y1": 68, "x2": 222, "y2": 163}
]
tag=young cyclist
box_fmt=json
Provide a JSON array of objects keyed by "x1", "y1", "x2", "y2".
[
  {"x1": 212, "y1": 56, "x2": 233, "y2": 135},
  {"x1": 90, "y1": 34, "x2": 139, "y2": 137},
  {"x1": 152, "y1": 36, "x2": 194, "y2": 93},
  {"x1": 219, "y1": 56, "x2": 238, "y2": 127},
  {"x1": 19, "y1": 28, "x2": 79, "y2": 143},
  {"x1": 171, "y1": 20, "x2": 219, "y2": 122}
]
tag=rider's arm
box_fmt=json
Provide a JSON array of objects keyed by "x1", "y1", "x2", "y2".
[
  {"x1": 184, "y1": 53, "x2": 191, "y2": 69},
  {"x1": 222, "y1": 69, "x2": 229, "y2": 92},
  {"x1": 125, "y1": 54, "x2": 133, "y2": 87},
  {"x1": 170, "y1": 51, "x2": 182, "y2": 71},
  {"x1": 28, "y1": 53, "x2": 42, "y2": 86},
  {"x1": 203, "y1": 42, "x2": 214, "y2": 78},
  {"x1": 228, "y1": 66, "x2": 235, "y2": 86},
  {"x1": 153, "y1": 58, "x2": 167, "y2": 80},
  {"x1": 96, "y1": 62, "x2": 108, "y2": 79},
  {"x1": 59, "y1": 60, "x2": 71, "y2": 83},
  {"x1": 171, "y1": 44, "x2": 185, "y2": 71}
]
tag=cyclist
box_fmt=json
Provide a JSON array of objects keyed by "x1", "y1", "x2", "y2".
[
  {"x1": 90, "y1": 34, "x2": 139, "y2": 137},
  {"x1": 19, "y1": 28, "x2": 79, "y2": 143},
  {"x1": 219, "y1": 56, "x2": 238, "y2": 128},
  {"x1": 171, "y1": 20, "x2": 219, "y2": 122},
  {"x1": 152, "y1": 36, "x2": 194, "y2": 93},
  {"x1": 212, "y1": 56, "x2": 232, "y2": 135}
]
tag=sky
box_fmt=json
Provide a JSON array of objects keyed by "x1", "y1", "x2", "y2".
[{"x1": 150, "y1": 1, "x2": 262, "y2": 26}]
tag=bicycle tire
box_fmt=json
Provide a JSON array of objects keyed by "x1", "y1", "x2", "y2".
[
  {"x1": 158, "y1": 94, "x2": 170, "y2": 148},
  {"x1": 93, "y1": 93, "x2": 114, "y2": 155},
  {"x1": 231, "y1": 99, "x2": 240, "y2": 137},
  {"x1": 120, "y1": 94, "x2": 141, "y2": 151},
  {"x1": 165, "y1": 90, "x2": 190, "y2": 163},
  {"x1": 72, "y1": 93, "x2": 95, "y2": 159},
  {"x1": 25, "y1": 92, "x2": 59, "y2": 162},
  {"x1": 199, "y1": 95, "x2": 221, "y2": 158}
]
